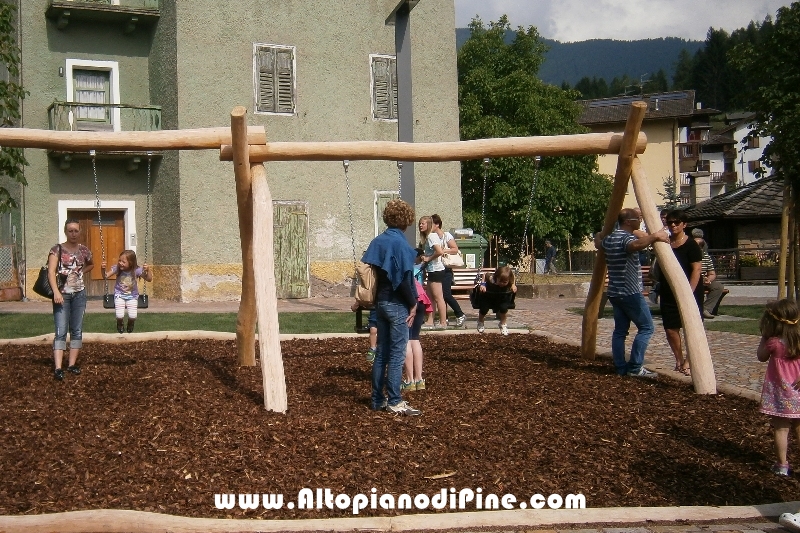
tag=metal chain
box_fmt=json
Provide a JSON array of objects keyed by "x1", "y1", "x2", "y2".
[
  {"x1": 344, "y1": 161, "x2": 358, "y2": 276},
  {"x1": 476, "y1": 158, "x2": 490, "y2": 280},
  {"x1": 91, "y1": 150, "x2": 108, "y2": 296},
  {"x1": 396, "y1": 161, "x2": 403, "y2": 198},
  {"x1": 521, "y1": 155, "x2": 541, "y2": 264},
  {"x1": 142, "y1": 153, "x2": 152, "y2": 296}
]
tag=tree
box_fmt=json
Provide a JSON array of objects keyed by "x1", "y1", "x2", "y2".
[
  {"x1": 0, "y1": 1, "x2": 27, "y2": 214},
  {"x1": 732, "y1": 3, "x2": 800, "y2": 185},
  {"x1": 458, "y1": 16, "x2": 612, "y2": 261}
]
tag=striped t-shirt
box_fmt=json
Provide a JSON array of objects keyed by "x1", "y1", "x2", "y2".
[
  {"x1": 602, "y1": 229, "x2": 643, "y2": 296},
  {"x1": 701, "y1": 252, "x2": 715, "y2": 274}
]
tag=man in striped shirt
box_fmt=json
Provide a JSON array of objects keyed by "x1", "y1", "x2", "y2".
[{"x1": 597, "y1": 208, "x2": 669, "y2": 378}]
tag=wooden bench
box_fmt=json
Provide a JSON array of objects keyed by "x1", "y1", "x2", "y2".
[
  {"x1": 440, "y1": 267, "x2": 496, "y2": 300},
  {"x1": 600, "y1": 265, "x2": 729, "y2": 317}
]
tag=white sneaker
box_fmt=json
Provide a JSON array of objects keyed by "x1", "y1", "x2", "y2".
[
  {"x1": 500, "y1": 324, "x2": 509, "y2": 335},
  {"x1": 387, "y1": 401, "x2": 421, "y2": 416},
  {"x1": 780, "y1": 513, "x2": 800, "y2": 533},
  {"x1": 477, "y1": 321, "x2": 485, "y2": 333},
  {"x1": 455, "y1": 315, "x2": 466, "y2": 327}
]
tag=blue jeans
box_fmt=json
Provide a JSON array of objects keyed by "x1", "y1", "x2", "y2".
[
  {"x1": 609, "y1": 293, "x2": 654, "y2": 375},
  {"x1": 372, "y1": 301, "x2": 409, "y2": 409},
  {"x1": 52, "y1": 289, "x2": 87, "y2": 350}
]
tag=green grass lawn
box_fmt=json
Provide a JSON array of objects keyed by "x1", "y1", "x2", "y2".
[
  {"x1": 0, "y1": 312, "x2": 359, "y2": 339},
  {"x1": 569, "y1": 304, "x2": 764, "y2": 336}
]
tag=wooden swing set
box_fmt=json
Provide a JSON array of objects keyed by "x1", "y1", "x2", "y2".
[{"x1": 0, "y1": 101, "x2": 716, "y2": 413}]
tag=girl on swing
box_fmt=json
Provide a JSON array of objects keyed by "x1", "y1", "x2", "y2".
[
  {"x1": 102, "y1": 250, "x2": 152, "y2": 333},
  {"x1": 475, "y1": 266, "x2": 517, "y2": 335}
]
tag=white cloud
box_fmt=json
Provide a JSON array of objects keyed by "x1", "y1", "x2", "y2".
[{"x1": 455, "y1": 0, "x2": 790, "y2": 41}]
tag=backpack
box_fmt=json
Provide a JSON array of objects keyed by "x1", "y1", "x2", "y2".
[{"x1": 352, "y1": 261, "x2": 377, "y2": 308}]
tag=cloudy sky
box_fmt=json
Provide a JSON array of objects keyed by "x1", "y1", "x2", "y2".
[{"x1": 454, "y1": 0, "x2": 790, "y2": 42}]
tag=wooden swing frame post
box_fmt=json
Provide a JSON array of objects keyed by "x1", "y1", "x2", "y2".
[
  {"x1": 230, "y1": 107, "x2": 259, "y2": 367},
  {"x1": 581, "y1": 102, "x2": 647, "y2": 360},
  {"x1": 630, "y1": 158, "x2": 716, "y2": 393}
]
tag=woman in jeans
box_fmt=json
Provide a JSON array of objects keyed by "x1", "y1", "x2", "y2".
[
  {"x1": 49, "y1": 219, "x2": 94, "y2": 380},
  {"x1": 431, "y1": 214, "x2": 466, "y2": 327}
]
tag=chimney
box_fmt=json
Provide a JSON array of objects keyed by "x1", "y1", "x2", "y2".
[
  {"x1": 696, "y1": 102, "x2": 702, "y2": 110},
  {"x1": 654, "y1": 98, "x2": 659, "y2": 111}
]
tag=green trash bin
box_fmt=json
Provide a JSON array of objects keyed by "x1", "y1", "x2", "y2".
[{"x1": 453, "y1": 234, "x2": 488, "y2": 269}]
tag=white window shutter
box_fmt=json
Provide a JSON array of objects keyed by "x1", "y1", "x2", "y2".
[{"x1": 372, "y1": 56, "x2": 397, "y2": 120}]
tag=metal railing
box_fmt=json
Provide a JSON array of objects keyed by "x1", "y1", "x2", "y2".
[{"x1": 47, "y1": 101, "x2": 162, "y2": 133}]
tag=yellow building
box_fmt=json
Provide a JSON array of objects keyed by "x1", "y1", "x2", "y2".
[{"x1": 577, "y1": 91, "x2": 718, "y2": 210}]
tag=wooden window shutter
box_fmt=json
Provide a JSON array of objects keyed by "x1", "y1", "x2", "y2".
[
  {"x1": 372, "y1": 56, "x2": 397, "y2": 120},
  {"x1": 275, "y1": 49, "x2": 295, "y2": 114},
  {"x1": 256, "y1": 47, "x2": 276, "y2": 113}
]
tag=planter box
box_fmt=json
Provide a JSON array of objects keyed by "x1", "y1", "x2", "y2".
[{"x1": 740, "y1": 266, "x2": 779, "y2": 280}]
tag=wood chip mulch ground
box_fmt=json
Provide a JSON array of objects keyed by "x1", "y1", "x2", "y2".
[{"x1": 0, "y1": 334, "x2": 797, "y2": 520}]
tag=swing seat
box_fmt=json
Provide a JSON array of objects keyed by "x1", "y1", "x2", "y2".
[{"x1": 470, "y1": 287, "x2": 516, "y2": 311}]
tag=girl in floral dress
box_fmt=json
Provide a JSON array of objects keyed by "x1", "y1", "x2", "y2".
[{"x1": 758, "y1": 299, "x2": 800, "y2": 476}]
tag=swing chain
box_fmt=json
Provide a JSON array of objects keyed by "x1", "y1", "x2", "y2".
[
  {"x1": 142, "y1": 152, "x2": 152, "y2": 296},
  {"x1": 396, "y1": 161, "x2": 403, "y2": 198},
  {"x1": 343, "y1": 160, "x2": 359, "y2": 277},
  {"x1": 91, "y1": 150, "x2": 109, "y2": 295},
  {"x1": 476, "y1": 158, "x2": 490, "y2": 279},
  {"x1": 521, "y1": 155, "x2": 541, "y2": 264}
]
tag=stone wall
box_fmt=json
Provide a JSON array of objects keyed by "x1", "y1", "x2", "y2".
[{"x1": 738, "y1": 222, "x2": 781, "y2": 250}]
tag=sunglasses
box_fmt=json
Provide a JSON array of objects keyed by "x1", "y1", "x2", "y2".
[{"x1": 666, "y1": 220, "x2": 683, "y2": 225}]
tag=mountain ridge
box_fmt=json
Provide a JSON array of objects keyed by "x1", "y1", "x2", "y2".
[{"x1": 455, "y1": 28, "x2": 704, "y2": 88}]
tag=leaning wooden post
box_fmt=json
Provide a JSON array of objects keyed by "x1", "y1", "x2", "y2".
[
  {"x1": 581, "y1": 101, "x2": 647, "y2": 359},
  {"x1": 631, "y1": 157, "x2": 716, "y2": 394},
  {"x1": 252, "y1": 163, "x2": 288, "y2": 412},
  {"x1": 231, "y1": 106, "x2": 257, "y2": 366}
]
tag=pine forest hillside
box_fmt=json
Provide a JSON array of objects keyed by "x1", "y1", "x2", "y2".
[{"x1": 455, "y1": 28, "x2": 703, "y2": 88}]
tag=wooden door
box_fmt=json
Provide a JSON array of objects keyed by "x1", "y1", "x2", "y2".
[
  {"x1": 273, "y1": 201, "x2": 309, "y2": 298},
  {"x1": 67, "y1": 210, "x2": 125, "y2": 296}
]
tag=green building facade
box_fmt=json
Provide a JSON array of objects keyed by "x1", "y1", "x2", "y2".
[{"x1": 11, "y1": 0, "x2": 461, "y2": 301}]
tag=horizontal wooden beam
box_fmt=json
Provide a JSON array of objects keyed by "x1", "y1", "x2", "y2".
[
  {"x1": 0, "y1": 127, "x2": 267, "y2": 151},
  {"x1": 219, "y1": 132, "x2": 647, "y2": 162}
]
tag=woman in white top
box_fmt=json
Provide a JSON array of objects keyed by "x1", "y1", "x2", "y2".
[
  {"x1": 419, "y1": 216, "x2": 448, "y2": 329},
  {"x1": 431, "y1": 214, "x2": 466, "y2": 326}
]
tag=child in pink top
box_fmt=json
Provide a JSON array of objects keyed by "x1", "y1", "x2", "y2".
[{"x1": 758, "y1": 299, "x2": 800, "y2": 476}]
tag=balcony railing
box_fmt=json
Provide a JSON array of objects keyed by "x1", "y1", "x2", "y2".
[
  {"x1": 48, "y1": 101, "x2": 161, "y2": 133},
  {"x1": 47, "y1": 0, "x2": 159, "y2": 32}
]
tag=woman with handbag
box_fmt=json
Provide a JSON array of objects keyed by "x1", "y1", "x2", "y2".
[
  {"x1": 419, "y1": 215, "x2": 447, "y2": 330},
  {"x1": 49, "y1": 219, "x2": 94, "y2": 381},
  {"x1": 431, "y1": 214, "x2": 467, "y2": 327}
]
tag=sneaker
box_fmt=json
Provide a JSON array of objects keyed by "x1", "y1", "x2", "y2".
[
  {"x1": 401, "y1": 380, "x2": 416, "y2": 391},
  {"x1": 421, "y1": 324, "x2": 436, "y2": 330},
  {"x1": 365, "y1": 348, "x2": 377, "y2": 364},
  {"x1": 477, "y1": 321, "x2": 485, "y2": 333},
  {"x1": 628, "y1": 367, "x2": 658, "y2": 379},
  {"x1": 772, "y1": 463, "x2": 792, "y2": 477},
  {"x1": 455, "y1": 315, "x2": 467, "y2": 327},
  {"x1": 702, "y1": 310, "x2": 715, "y2": 319},
  {"x1": 500, "y1": 324, "x2": 509, "y2": 336},
  {"x1": 434, "y1": 324, "x2": 447, "y2": 331},
  {"x1": 415, "y1": 379, "x2": 426, "y2": 390},
  {"x1": 780, "y1": 513, "x2": 800, "y2": 533},
  {"x1": 67, "y1": 365, "x2": 81, "y2": 375},
  {"x1": 372, "y1": 399, "x2": 388, "y2": 411},
  {"x1": 387, "y1": 401, "x2": 421, "y2": 416},
  {"x1": 54, "y1": 368, "x2": 64, "y2": 381}
]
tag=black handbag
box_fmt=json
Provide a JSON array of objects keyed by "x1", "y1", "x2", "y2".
[{"x1": 32, "y1": 245, "x2": 65, "y2": 299}]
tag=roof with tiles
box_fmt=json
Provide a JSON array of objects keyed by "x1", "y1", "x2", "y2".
[
  {"x1": 683, "y1": 176, "x2": 783, "y2": 221},
  {"x1": 577, "y1": 90, "x2": 718, "y2": 125}
]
